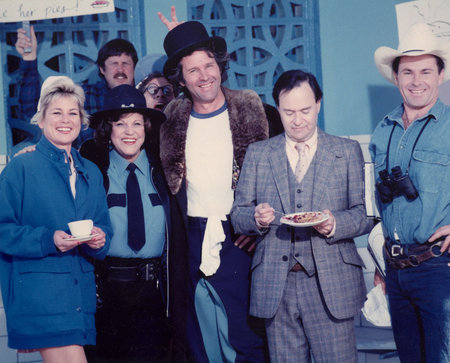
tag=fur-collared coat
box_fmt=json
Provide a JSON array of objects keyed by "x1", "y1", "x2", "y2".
[{"x1": 160, "y1": 87, "x2": 269, "y2": 195}]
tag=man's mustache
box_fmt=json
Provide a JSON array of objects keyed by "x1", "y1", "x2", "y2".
[{"x1": 113, "y1": 73, "x2": 128, "y2": 79}]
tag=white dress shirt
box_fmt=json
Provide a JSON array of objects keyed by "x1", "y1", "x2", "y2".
[{"x1": 285, "y1": 128, "x2": 318, "y2": 179}]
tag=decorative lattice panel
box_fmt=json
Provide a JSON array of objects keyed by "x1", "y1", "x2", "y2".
[
  {"x1": 188, "y1": 0, "x2": 321, "y2": 105},
  {"x1": 0, "y1": 0, "x2": 143, "y2": 154}
]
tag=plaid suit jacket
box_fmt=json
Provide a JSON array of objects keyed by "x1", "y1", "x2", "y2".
[{"x1": 231, "y1": 129, "x2": 373, "y2": 320}]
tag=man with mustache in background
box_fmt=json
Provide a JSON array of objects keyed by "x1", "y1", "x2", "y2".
[{"x1": 16, "y1": 26, "x2": 138, "y2": 147}]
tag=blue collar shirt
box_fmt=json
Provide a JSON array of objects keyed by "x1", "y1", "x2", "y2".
[
  {"x1": 107, "y1": 149, "x2": 166, "y2": 258},
  {"x1": 369, "y1": 99, "x2": 450, "y2": 245}
]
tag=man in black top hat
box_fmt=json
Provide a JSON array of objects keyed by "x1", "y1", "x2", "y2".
[{"x1": 157, "y1": 7, "x2": 268, "y2": 362}]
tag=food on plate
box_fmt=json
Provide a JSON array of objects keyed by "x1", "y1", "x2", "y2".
[{"x1": 284, "y1": 212, "x2": 324, "y2": 224}]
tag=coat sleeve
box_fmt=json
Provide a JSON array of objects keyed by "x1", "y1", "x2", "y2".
[
  {"x1": 327, "y1": 140, "x2": 374, "y2": 242},
  {"x1": 231, "y1": 143, "x2": 266, "y2": 236},
  {"x1": 18, "y1": 60, "x2": 41, "y2": 120},
  {"x1": 0, "y1": 162, "x2": 58, "y2": 258},
  {"x1": 79, "y1": 169, "x2": 112, "y2": 260}
]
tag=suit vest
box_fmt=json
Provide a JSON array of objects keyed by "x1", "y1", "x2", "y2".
[{"x1": 287, "y1": 154, "x2": 318, "y2": 276}]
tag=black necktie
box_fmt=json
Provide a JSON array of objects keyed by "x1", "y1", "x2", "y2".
[{"x1": 126, "y1": 163, "x2": 145, "y2": 252}]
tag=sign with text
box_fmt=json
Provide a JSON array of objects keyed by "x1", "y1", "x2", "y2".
[
  {"x1": 396, "y1": 0, "x2": 450, "y2": 41},
  {"x1": 0, "y1": 0, "x2": 114, "y2": 23}
]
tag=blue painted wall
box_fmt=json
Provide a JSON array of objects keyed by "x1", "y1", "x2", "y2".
[
  {"x1": 318, "y1": 0, "x2": 405, "y2": 136},
  {"x1": 2, "y1": 1, "x2": 436, "y2": 156},
  {"x1": 142, "y1": 1, "x2": 407, "y2": 138},
  {"x1": 143, "y1": 1, "x2": 187, "y2": 55}
]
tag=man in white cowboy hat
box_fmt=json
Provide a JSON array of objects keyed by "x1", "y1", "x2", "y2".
[
  {"x1": 370, "y1": 22, "x2": 450, "y2": 363},
  {"x1": 156, "y1": 7, "x2": 268, "y2": 363}
]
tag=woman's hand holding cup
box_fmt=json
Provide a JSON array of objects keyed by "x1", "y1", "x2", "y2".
[{"x1": 85, "y1": 226, "x2": 106, "y2": 250}]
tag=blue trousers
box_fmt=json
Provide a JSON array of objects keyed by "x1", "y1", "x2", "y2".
[
  {"x1": 385, "y1": 252, "x2": 450, "y2": 363},
  {"x1": 186, "y1": 217, "x2": 266, "y2": 362}
]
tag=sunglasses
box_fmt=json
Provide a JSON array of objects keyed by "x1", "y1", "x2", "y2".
[{"x1": 145, "y1": 85, "x2": 173, "y2": 97}]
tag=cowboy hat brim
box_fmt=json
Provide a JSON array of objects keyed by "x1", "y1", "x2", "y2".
[
  {"x1": 90, "y1": 107, "x2": 166, "y2": 129},
  {"x1": 374, "y1": 46, "x2": 450, "y2": 84}
]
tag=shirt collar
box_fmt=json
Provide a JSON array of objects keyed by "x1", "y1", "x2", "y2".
[
  {"x1": 384, "y1": 99, "x2": 444, "y2": 127},
  {"x1": 427, "y1": 99, "x2": 445, "y2": 121},
  {"x1": 190, "y1": 102, "x2": 228, "y2": 119},
  {"x1": 285, "y1": 127, "x2": 318, "y2": 151},
  {"x1": 110, "y1": 149, "x2": 149, "y2": 177}
]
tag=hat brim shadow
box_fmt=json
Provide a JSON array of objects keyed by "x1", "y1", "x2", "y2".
[
  {"x1": 374, "y1": 46, "x2": 450, "y2": 84},
  {"x1": 90, "y1": 107, "x2": 166, "y2": 129},
  {"x1": 163, "y1": 37, "x2": 227, "y2": 78}
]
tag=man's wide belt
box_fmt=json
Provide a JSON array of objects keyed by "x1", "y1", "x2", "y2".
[{"x1": 384, "y1": 239, "x2": 443, "y2": 269}]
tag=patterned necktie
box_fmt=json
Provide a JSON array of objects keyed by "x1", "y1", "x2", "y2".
[
  {"x1": 126, "y1": 163, "x2": 145, "y2": 252},
  {"x1": 294, "y1": 142, "x2": 307, "y2": 182}
]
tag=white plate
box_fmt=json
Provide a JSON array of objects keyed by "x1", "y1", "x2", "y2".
[
  {"x1": 280, "y1": 212, "x2": 329, "y2": 227},
  {"x1": 65, "y1": 233, "x2": 98, "y2": 242}
]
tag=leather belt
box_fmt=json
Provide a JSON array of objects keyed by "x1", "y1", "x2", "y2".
[
  {"x1": 384, "y1": 239, "x2": 443, "y2": 269},
  {"x1": 100, "y1": 257, "x2": 161, "y2": 282},
  {"x1": 291, "y1": 263, "x2": 304, "y2": 272}
]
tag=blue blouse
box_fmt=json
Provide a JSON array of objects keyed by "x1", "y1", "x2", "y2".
[{"x1": 107, "y1": 149, "x2": 166, "y2": 258}]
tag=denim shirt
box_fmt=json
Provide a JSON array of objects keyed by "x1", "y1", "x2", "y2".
[{"x1": 369, "y1": 100, "x2": 450, "y2": 245}]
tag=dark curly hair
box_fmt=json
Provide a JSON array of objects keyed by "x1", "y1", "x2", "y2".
[
  {"x1": 166, "y1": 42, "x2": 229, "y2": 98},
  {"x1": 93, "y1": 111, "x2": 158, "y2": 154}
]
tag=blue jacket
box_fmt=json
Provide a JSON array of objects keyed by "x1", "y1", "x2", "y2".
[{"x1": 0, "y1": 136, "x2": 112, "y2": 349}]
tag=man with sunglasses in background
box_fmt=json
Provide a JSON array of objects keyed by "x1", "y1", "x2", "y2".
[{"x1": 135, "y1": 54, "x2": 177, "y2": 111}]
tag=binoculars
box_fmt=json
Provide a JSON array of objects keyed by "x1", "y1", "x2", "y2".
[{"x1": 376, "y1": 166, "x2": 419, "y2": 203}]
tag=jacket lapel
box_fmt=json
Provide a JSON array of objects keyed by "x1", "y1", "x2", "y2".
[
  {"x1": 311, "y1": 129, "x2": 337, "y2": 209},
  {"x1": 268, "y1": 134, "x2": 291, "y2": 213}
]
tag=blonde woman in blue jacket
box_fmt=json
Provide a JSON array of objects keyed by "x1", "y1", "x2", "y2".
[{"x1": 0, "y1": 76, "x2": 112, "y2": 362}]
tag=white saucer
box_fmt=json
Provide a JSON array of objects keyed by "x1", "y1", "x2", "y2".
[{"x1": 65, "y1": 233, "x2": 98, "y2": 242}]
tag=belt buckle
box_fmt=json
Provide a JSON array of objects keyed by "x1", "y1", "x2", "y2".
[
  {"x1": 408, "y1": 255, "x2": 420, "y2": 267},
  {"x1": 391, "y1": 244, "x2": 403, "y2": 257},
  {"x1": 140, "y1": 262, "x2": 157, "y2": 281},
  {"x1": 430, "y1": 241, "x2": 444, "y2": 257},
  {"x1": 144, "y1": 263, "x2": 152, "y2": 281}
]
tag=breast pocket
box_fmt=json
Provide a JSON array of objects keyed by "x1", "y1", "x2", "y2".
[{"x1": 412, "y1": 150, "x2": 450, "y2": 193}]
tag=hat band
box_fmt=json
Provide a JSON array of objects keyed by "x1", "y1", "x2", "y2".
[
  {"x1": 121, "y1": 103, "x2": 135, "y2": 108},
  {"x1": 402, "y1": 49, "x2": 425, "y2": 54}
]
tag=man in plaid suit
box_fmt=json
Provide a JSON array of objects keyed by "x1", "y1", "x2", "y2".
[{"x1": 231, "y1": 69, "x2": 373, "y2": 362}]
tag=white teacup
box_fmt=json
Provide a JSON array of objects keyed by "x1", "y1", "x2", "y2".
[{"x1": 68, "y1": 219, "x2": 93, "y2": 237}]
